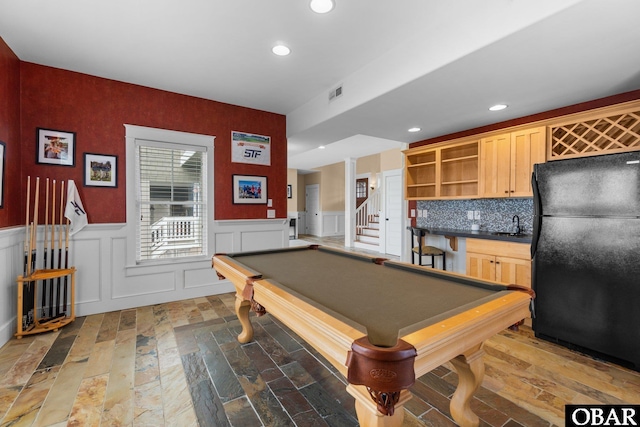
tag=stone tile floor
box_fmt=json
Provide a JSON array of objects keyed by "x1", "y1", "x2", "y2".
[{"x1": 1, "y1": 292, "x2": 639, "y2": 426}]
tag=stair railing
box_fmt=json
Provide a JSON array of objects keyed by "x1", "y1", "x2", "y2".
[{"x1": 355, "y1": 187, "x2": 381, "y2": 235}]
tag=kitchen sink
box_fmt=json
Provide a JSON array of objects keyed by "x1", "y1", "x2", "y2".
[{"x1": 491, "y1": 231, "x2": 526, "y2": 236}]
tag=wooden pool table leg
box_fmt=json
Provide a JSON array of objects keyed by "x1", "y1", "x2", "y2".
[
  {"x1": 347, "y1": 385, "x2": 411, "y2": 427},
  {"x1": 235, "y1": 294, "x2": 254, "y2": 343},
  {"x1": 450, "y1": 343, "x2": 486, "y2": 427}
]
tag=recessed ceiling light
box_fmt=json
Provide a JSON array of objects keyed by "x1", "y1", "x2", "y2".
[
  {"x1": 318, "y1": 145, "x2": 326, "y2": 149},
  {"x1": 310, "y1": 0, "x2": 335, "y2": 13},
  {"x1": 272, "y1": 44, "x2": 291, "y2": 56},
  {"x1": 489, "y1": 104, "x2": 508, "y2": 111},
  {"x1": 408, "y1": 127, "x2": 421, "y2": 133}
]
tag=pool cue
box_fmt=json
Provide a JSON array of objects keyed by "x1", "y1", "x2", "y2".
[
  {"x1": 48, "y1": 180, "x2": 56, "y2": 318},
  {"x1": 23, "y1": 177, "x2": 30, "y2": 276},
  {"x1": 55, "y1": 181, "x2": 64, "y2": 317},
  {"x1": 45, "y1": 179, "x2": 56, "y2": 318},
  {"x1": 22, "y1": 177, "x2": 31, "y2": 330},
  {"x1": 62, "y1": 218, "x2": 70, "y2": 316},
  {"x1": 28, "y1": 177, "x2": 40, "y2": 326},
  {"x1": 41, "y1": 178, "x2": 50, "y2": 319}
]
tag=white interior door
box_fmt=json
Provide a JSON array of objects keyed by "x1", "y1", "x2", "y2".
[
  {"x1": 383, "y1": 171, "x2": 402, "y2": 256},
  {"x1": 305, "y1": 184, "x2": 320, "y2": 236}
]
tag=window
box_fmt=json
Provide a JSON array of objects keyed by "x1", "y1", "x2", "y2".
[
  {"x1": 125, "y1": 125, "x2": 214, "y2": 264},
  {"x1": 356, "y1": 179, "x2": 368, "y2": 198},
  {"x1": 137, "y1": 144, "x2": 206, "y2": 261},
  {"x1": 356, "y1": 177, "x2": 368, "y2": 209}
]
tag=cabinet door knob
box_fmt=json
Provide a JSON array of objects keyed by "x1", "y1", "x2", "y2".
[{"x1": 504, "y1": 190, "x2": 509, "y2": 194}]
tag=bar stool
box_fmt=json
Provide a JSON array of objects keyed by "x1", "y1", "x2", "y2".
[{"x1": 410, "y1": 227, "x2": 446, "y2": 270}]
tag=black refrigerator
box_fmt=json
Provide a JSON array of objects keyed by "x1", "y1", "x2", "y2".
[{"x1": 531, "y1": 151, "x2": 640, "y2": 370}]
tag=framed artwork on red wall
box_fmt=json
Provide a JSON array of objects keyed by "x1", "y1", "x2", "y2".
[
  {"x1": 231, "y1": 131, "x2": 271, "y2": 166},
  {"x1": 36, "y1": 128, "x2": 76, "y2": 166},
  {"x1": 233, "y1": 175, "x2": 267, "y2": 204},
  {"x1": 84, "y1": 153, "x2": 117, "y2": 188}
]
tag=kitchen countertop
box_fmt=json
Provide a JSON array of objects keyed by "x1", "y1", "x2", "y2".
[{"x1": 413, "y1": 227, "x2": 532, "y2": 244}]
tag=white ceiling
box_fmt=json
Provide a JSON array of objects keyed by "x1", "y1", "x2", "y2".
[{"x1": 2, "y1": 0, "x2": 640, "y2": 170}]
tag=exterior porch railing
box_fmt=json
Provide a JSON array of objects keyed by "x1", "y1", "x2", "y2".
[{"x1": 151, "y1": 216, "x2": 201, "y2": 253}]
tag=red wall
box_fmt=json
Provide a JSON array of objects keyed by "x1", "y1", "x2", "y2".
[
  {"x1": 0, "y1": 38, "x2": 22, "y2": 226},
  {"x1": 19, "y1": 62, "x2": 287, "y2": 224}
]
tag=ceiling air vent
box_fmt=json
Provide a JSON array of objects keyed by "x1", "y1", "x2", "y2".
[{"x1": 329, "y1": 85, "x2": 343, "y2": 101}]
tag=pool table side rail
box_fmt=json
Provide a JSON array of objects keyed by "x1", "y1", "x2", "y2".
[
  {"x1": 403, "y1": 291, "x2": 532, "y2": 378},
  {"x1": 212, "y1": 254, "x2": 263, "y2": 283},
  {"x1": 212, "y1": 254, "x2": 269, "y2": 314},
  {"x1": 222, "y1": 244, "x2": 383, "y2": 265},
  {"x1": 221, "y1": 245, "x2": 317, "y2": 259},
  {"x1": 382, "y1": 259, "x2": 513, "y2": 292}
]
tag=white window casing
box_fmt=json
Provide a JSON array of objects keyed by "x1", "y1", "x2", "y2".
[{"x1": 125, "y1": 125, "x2": 215, "y2": 266}]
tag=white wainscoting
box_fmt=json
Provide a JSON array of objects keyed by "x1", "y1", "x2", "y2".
[
  {"x1": 0, "y1": 218, "x2": 289, "y2": 348},
  {"x1": 321, "y1": 211, "x2": 345, "y2": 237},
  {"x1": 0, "y1": 227, "x2": 27, "y2": 347}
]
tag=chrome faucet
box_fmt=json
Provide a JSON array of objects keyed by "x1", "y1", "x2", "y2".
[{"x1": 512, "y1": 215, "x2": 521, "y2": 235}]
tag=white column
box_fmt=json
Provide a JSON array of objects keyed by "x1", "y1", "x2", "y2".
[
  {"x1": 344, "y1": 157, "x2": 356, "y2": 248},
  {"x1": 400, "y1": 143, "x2": 410, "y2": 262}
]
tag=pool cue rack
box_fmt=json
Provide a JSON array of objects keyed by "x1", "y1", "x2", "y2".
[
  {"x1": 16, "y1": 176, "x2": 76, "y2": 338},
  {"x1": 16, "y1": 268, "x2": 76, "y2": 337}
]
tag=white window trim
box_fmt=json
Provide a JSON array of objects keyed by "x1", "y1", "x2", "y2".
[{"x1": 124, "y1": 124, "x2": 215, "y2": 267}]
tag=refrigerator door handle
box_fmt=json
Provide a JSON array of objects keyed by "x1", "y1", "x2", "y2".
[{"x1": 531, "y1": 170, "x2": 542, "y2": 258}]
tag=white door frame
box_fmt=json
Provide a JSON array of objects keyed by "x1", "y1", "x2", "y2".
[{"x1": 345, "y1": 158, "x2": 356, "y2": 247}]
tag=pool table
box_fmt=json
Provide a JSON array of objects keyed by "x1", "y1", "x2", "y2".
[{"x1": 212, "y1": 245, "x2": 533, "y2": 427}]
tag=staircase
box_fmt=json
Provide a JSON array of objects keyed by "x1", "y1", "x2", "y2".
[{"x1": 354, "y1": 188, "x2": 381, "y2": 250}]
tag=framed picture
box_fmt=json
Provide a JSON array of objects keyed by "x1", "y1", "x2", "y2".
[
  {"x1": 36, "y1": 128, "x2": 76, "y2": 166},
  {"x1": 231, "y1": 131, "x2": 271, "y2": 166},
  {"x1": 287, "y1": 184, "x2": 292, "y2": 199},
  {"x1": 84, "y1": 153, "x2": 117, "y2": 187},
  {"x1": 0, "y1": 141, "x2": 5, "y2": 208},
  {"x1": 233, "y1": 175, "x2": 267, "y2": 204}
]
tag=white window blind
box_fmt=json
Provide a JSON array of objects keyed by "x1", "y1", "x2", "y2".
[{"x1": 136, "y1": 141, "x2": 207, "y2": 261}]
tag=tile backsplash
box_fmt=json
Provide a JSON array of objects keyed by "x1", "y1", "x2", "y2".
[{"x1": 416, "y1": 198, "x2": 533, "y2": 234}]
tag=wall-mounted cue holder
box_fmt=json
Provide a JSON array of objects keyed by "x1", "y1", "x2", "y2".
[{"x1": 16, "y1": 176, "x2": 76, "y2": 338}]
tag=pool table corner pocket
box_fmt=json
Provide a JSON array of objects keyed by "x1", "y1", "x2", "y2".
[{"x1": 346, "y1": 337, "x2": 417, "y2": 416}]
